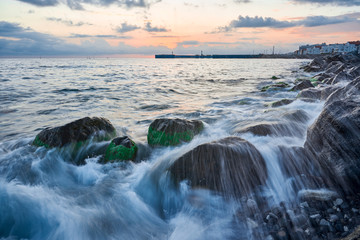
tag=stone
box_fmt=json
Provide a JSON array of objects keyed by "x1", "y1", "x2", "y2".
[
  {"x1": 103, "y1": 136, "x2": 137, "y2": 162},
  {"x1": 147, "y1": 118, "x2": 203, "y2": 146},
  {"x1": 169, "y1": 137, "x2": 267, "y2": 197},
  {"x1": 297, "y1": 88, "x2": 322, "y2": 99},
  {"x1": 304, "y1": 77, "x2": 360, "y2": 192},
  {"x1": 271, "y1": 99, "x2": 294, "y2": 107},
  {"x1": 291, "y1": 80, "x2": 314, "y2": 91},
  {"x1": 298, "y1": 189, "x2": 339, "y2": 202},
  {"x1": 282, "y1": 110, "x2": 310, "y2": 123},
  {"x1": 334, "y1": 198, "x2": 344, "y2": 206},
  {"x1": 238, "y1": 122, "x2": 306, "y2": 137},
  {"x1": 33, "y1": 117, "x2": 116, "y2": 148},
  {"x1": 261, "y1": 82, "x2": 289, "y2": 92}
]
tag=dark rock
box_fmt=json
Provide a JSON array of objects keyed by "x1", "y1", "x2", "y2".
[
  {"x1": 331, "y1": 72, "x2": 352, "y2": 85},
  {"x1": 282, "y1": 110, "x2": 310, "y2": 123},
  {"x1": 320, "y1": 86, "x2": 342, "y2": 100},
  {"x1": 271, "y1": 99, "x2": 294, "y2": 107},
  {"x1": 291, "y1": 80, "x2": 314, "y2": 91},
  {"x1": 147, "y1": 118, "x2": 203, "y2": 146},
  {"x1": 103, "y1": 136, "x2": 137, "y2": 162},
  {"x1": 348, "y1": 65, "x2": 360, "y2": 78},
  {"x1": 169, "y1": 137, "x2": 267, "y2": 197},
  {"x1": 298, "y1": 189, "x2": 339, "y2": 202},
  {"x1": 304, "y1": 77, "x2": 360, "y2": 192},
  {"x1": 297, "y1": 88, "x2": 322, "y2": 100},
  {"x1": 238, "y1": 122, "x2": 306, "y2": 137},
  {"x1": 33, "y1": 117, "x2": 116, "y2": 148},
  {"x1": 325, "y1": 62, "x2": 345, "y2": 75}
]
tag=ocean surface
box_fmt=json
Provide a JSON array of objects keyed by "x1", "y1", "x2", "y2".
[{"x1": 0, "y1": 58, "x2": 324, "y2": 239}]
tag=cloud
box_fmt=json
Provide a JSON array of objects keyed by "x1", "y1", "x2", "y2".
[
  {"x1": 291, "y1": 0, "x2": 360, "y2": 6},
  {"x1": 116, "y1": 22, "x2": 141, "y2": 33},
  {"x1": 144, "y1": 22, "x2": 169, "y2": 32},
  {"x1": 230, "y1": 16, "x2": 296, "y2": 28},
  {"x1": 234, "y1": 0, "x2": 251, "y2": 3},
  {"x1": 0, "y1": 21, "x2": 169, "y2": 56},
  {"x1": 217, "y1": 14, "x2": 358, "y2": 31},
  {"x1": 300, "y1": 15, "x2": 352, "y2": 27},
  {"x1": 178, "y1": 40, "x2": 200, "y2": 45},
  {"x1": 16, "y1": 0, "x2": 159, "y2": 10},
  {"x1": 69, "y1": 33, "x2": 132, "y2": 39},
  {"x1": 46, "y1": 17, "x2": 92, "y2": 26}
]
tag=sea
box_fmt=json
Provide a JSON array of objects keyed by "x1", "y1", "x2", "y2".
[{"x1": 0, "y1": 58, "x2": 324, "y2": 239}]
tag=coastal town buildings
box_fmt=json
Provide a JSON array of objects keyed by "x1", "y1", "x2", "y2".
[{"x1": 295, "y1": 41, "x2": 360, "y2": 55}]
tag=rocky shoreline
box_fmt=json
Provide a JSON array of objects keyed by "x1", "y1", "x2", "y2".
[{"x1": 31, "y1": 53, "x2": 360, "y2": 240}]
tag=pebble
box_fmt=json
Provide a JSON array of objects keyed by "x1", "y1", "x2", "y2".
[
  {"x1": 344, "y1": 226, "x2": 349, "y2": 232},
  {"x1": 320, "y1": 219, "x2": 330, "y2": 226},
  {"x1": 329, "y1": 214, "x2": 339, "y2": 222},
  {"x1": 334, "y1": 198, "x2": 343, "y2": 206}
]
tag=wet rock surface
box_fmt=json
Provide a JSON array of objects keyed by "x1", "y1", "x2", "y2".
[
  {"x1": 33, "y1": 117, "x2": 116, "y2": 148},
  {"x1": 147, "y1": 118, "x2": 203, "y2": 146},
  {"x1": 169, "y1": 137, "x2": 267, "y2": 197}
]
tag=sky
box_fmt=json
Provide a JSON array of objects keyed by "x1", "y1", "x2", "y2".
[{"x1": 0, "y1": 0, "x2": 359, "y2": 57}]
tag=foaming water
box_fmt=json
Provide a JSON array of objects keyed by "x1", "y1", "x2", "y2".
[{"x1": 0, "y1": 57, "x2": 330, "y2": 240}]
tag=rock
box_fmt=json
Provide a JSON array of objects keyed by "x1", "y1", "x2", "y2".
[
  {"x1": 277, "y1": 146, "x2": 314, "y2": 178},
  {"x1": 169, "y1": 137, "x2": 267, "y2": 197},
  {"x1": 33, "y1": 117, "x2": 116, "y2": 148},
  {"x1": 331, "y1": 72, "x2": 352, "y2": 85},
  {"x1": 304, "y1": 77, "x2": 360, "y2": 192},
  {"x1": 325, "y1": 62, "x2": 345, "y2": 75},
  {"x1": 261, "y1": 82, "x2": 289, "y2": 92},
  {"x1": 238, "y1": 122, "x2": 306, "y2": 137},
  {"x1": 329, "y1": 214, "x2": 339, "y2": 223},
  {"x1": 334, "y1": 198, "x2": 344, "y2": 206},
  {"x1": 291, "y1": 80, "x2": 314, "y2": 91},
  {"x1": 297, "y1": 88, "x2": 322, "y2": 100},
  {"x1": 320, "y1": 86, "x2": 342, "y2": 100},
  {"x1": 147, "y1": 118, "x2": 203, "y2": 146},
  {"x1": 272, "y1": 76, "x2": 280, "y2": 80},
  {"x1": 103, "y1": 136, "x2": 137, "y2": 162},
  {"x1": 348, "y1": 65, "x2": 360, "y2": 78},
  {"x1": 282, "y1": 109, "x2": 310, "y2": 123},
  {"x1": 298, "y1": 189, "x2": 339, "y2": 202},
  {"x1": 271, "y1": 99, "x2": 294, "y2": 107}
]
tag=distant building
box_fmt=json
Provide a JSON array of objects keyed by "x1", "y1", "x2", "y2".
[{"x1": 296, "y1": 41, "x2": 360, "y2": 55}]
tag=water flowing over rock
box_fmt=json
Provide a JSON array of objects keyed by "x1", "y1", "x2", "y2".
[
  {"x1": 238, "y1": 122, "x2": 306, "y2": 137},
  {"x1": 103, "y1": 136, "x2": 137, "y2": 163},
  {"x1": 147, "y1": 118, "x2": 203, "y2": 146},
  {"x1": 304, "y1": 77, "x2": 360, "y2": 193},
  {"x1": 297, "y1": 88, "x2": 322, "y2": 100},
  {"x1": 169, "y1": 137, "x2": 267, "y2": 197},
  {"x1": 33, "y1": 117, "x2": 116, "y2": 148}
]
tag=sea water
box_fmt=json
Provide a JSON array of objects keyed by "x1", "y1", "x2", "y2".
[{"x1": 0, "y1": 58, "x2": 323, "y2": 239}]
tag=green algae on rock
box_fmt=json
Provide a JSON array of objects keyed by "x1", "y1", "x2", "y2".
[
  {"x1": 104, "y1": 136, "x2": 137, "y2": 162},
  {"x1": 147, "y1": 118, "x2": 203, "y2": 146}
]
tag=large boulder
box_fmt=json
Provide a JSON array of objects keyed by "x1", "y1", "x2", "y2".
[
  {"x1": 103, "y1": 136, "x2": 137, "y2": 163},
  {"x1": 147, "y1": 118, "x2": 203, "y2": 146},
  {"x1": 169, "y1": 137, "x2": 267, "y2": 197},
  {"x1": 304, "y1": 77, "x2": 360, "y2": 193},
  {"x1": 33, "y1": 117, "x2": 116, "y2": 148}
]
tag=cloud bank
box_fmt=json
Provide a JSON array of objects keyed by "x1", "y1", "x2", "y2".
[
  {"x1": 217, "y1": 14, "x2": 357, "y2": 31},
  {"x1": 116, "y1": 22, "x2": 141, "y2": 33},
  {"x1": 291, "y1": 0, "x2": 360, "y2": 6},
  {"x1": 16, "y1": 0, "x2": 159, "y2": 10},
  {"x1": 144, "y1": 22, "x2": 169, "y2": 32}
]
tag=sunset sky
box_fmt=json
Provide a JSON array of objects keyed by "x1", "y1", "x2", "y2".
[{"x1": 0, "y1": 0, "x2": 359, "y2": 56}]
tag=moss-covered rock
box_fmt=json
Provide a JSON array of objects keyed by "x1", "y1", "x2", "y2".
[
  {"x1": 147, "y1": 118, "x2": 203, "y2": 146},
  {"x1": 271, "y1": 76, "x2": 280, "y2": 80},
  {"x1": 33, "y1": 117, "x2": 116, "y2": 148},
  {"x1": 261, "y1": 82, "x2": 289, "y2": 92},
  {"x1": 104, "y1": 136, "x2": 137, "y2": 162}
]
